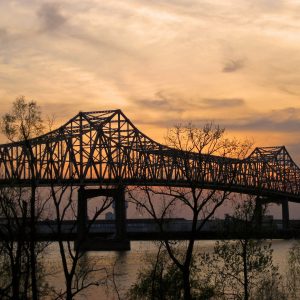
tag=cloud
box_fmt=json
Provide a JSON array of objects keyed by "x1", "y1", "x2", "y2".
[
  {"x1": 133, "y1": 91, "x2": 185, "y2": 113},
  {"x1": 283, "y1": 142, "x2": 300, "y2": 163},
  {"x1": 0, "y1": 27, "x2": 20, "y2": 64},
  {"x1": 0, "y1": 28, "x2": 8, "y2": 41},
  {"x1": 135, "y1": 105, "x2": 300, "y2": 134},
  {"x1": 132, "y1": 95, "x2": 245, "y2": 116},
  {"x1": 237, "y1": 118, "x2": 300, "y2": 132},
  {"x1": 137, "y1": 99, "x2": 169, "y2": 108},
  {"x1": 222, "y1": 59, "x2": 244, "y2": 73},
  {"x1": 223, "y1": 107, "x2": 300, "y2": 132},
  {"x1": 127, "y1": 95, "x2": 246, "y2": 130},
  {"x1": 201, "y1": 98, "x2": 245, "y2": 108},
  {"x1": 37, "y1": 3, "x2": 67, "y2": 32}
]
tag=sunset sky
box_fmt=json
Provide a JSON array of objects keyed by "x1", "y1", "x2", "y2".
[{"x1": 1, "y1": 0, "x2": 300, "y2": 162}]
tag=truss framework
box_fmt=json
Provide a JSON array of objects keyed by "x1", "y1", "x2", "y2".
[{"x1": 0, "y1": 110, "x2": 299, "y2": 201}]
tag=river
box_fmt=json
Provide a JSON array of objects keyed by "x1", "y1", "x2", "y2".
[{"x1": 43, "y1": 239, "x2": 297, "y2": 299}]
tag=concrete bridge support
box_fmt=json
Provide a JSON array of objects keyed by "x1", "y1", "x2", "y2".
[
  {"x1": 114, "y1": 186, "x2": 127, "y2": 240},
  {"x1": 254, "y1": 197, "x2": 263, "y2": 229},
  {"x1": 77, "y1": 186, "x2": 88, "y2": 245},
  {"x1": 254, "y1": 197, "x2": 290, "y2": 231},
  {"x1": 76, "y1": 186, "x2": 130, "y2": 251},
  {"x1": 282, "y1": 199, "x2": 289, "y2": 230}
]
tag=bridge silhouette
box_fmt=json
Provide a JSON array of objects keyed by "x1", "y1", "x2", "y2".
[{"x1": 0, "y1": 110, "x2": 299, "y2": 249}]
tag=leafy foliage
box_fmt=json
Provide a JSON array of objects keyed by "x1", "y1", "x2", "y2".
[
  {"x1": 1, "y1": 96, "x2": 44, "y2": 141},
  {"x1": 199, "y1": 197, "x2": 286, "y2": 300},
  {"x1": 286, "y1": 241, "x2": 300, "y2": 299},
  {"x1": 208, "y1": 240, "x2": 282, "y2": 300},
  {"x1": 127, "y1": 247, "x2": 215, "y2": 300}
]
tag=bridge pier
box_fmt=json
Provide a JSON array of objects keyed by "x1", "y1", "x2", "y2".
[
  {"x1": 282, "y1": 199, "x2": 289, "y2": 230},
  {"x1": 77, "y1": 186, "x2": 88, "y2": 245},
  {"x1": 254, "y1": 197, "x2": 263, "y2": 229},
  {"x1": 114, "y1": 186, "x2": 127, "y2": 240},
  {"x1": 253, "y1": 197, "x2": 290, "y2": 231},
  {"x1": 76, "y1": 186, "x2": 130, "y2": 251}
]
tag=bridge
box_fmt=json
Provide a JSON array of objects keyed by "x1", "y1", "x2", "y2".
[
  {"x1": 2, "y1": 218, "x2": 300, "y2": 251},
  {"x1": 0, "y1": 110, "x2": 299, "y2": 249}
]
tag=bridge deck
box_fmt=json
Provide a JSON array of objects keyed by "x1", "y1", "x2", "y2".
[{"x1": 1, "y1": 219, "x2": 299, "y2": 242}]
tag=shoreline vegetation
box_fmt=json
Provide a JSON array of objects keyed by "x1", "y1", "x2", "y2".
[{"x1": 0, "y1": 239, "x2": 296, "y2": 299}]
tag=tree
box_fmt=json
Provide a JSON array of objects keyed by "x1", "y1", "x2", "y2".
[
  {"x1": 0, "y1": 187, "x2": 31, "y2": 299},
  {"x1": 48, "y1": 184, "x2": 112, "y2": 300},
  {"x1": 286, "y1": 241, "x2": 300, "y2": 299},
  {"x1": 128, "y1": 123, "x2": 252, "y2": 300},
  {"x1": 253, "y1": 270, "x2": 287, "y2": 300},
  {"x1": 127, "y1": 243, "x2": 215, "y2": 300},
  {"x1": 204, "y1": 197, "x2": 286, "y2": 300},
  {"x1": 1, "y1": 96, "x2": 44, "y2": 142},
  {"x1": 0, "y1": 97, "x2": 121, "y2": 298},
  {"x1": 0, "y1": 96, "x2": 44, "y2": 299}
]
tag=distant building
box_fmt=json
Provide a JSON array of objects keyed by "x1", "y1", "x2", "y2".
[{"x1": 105, "y1": 212, "x2": 115, "y2": 220}]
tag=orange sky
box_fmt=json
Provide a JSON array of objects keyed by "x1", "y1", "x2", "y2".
[{"x1": 1, "y1": 1, "x2": 300, "y2": 162}]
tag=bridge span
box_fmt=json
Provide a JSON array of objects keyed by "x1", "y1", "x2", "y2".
[
  {"x1": 2, "y1": 218, "x2": 300, "y2": 241},
  {"x1": 0, "y1": 109, "x2": 299, "y2": 199},
  {"x1": 0, "y1": 110, "x2": 299, "y2": 250}
]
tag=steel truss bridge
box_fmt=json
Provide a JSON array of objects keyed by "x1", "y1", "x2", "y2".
[
  {"x1": 0, "y1": 109, "x2": 299, "y2": 249},
  {"x1": 0, "y1": 109, "x2": 299, "y2": 201}
]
